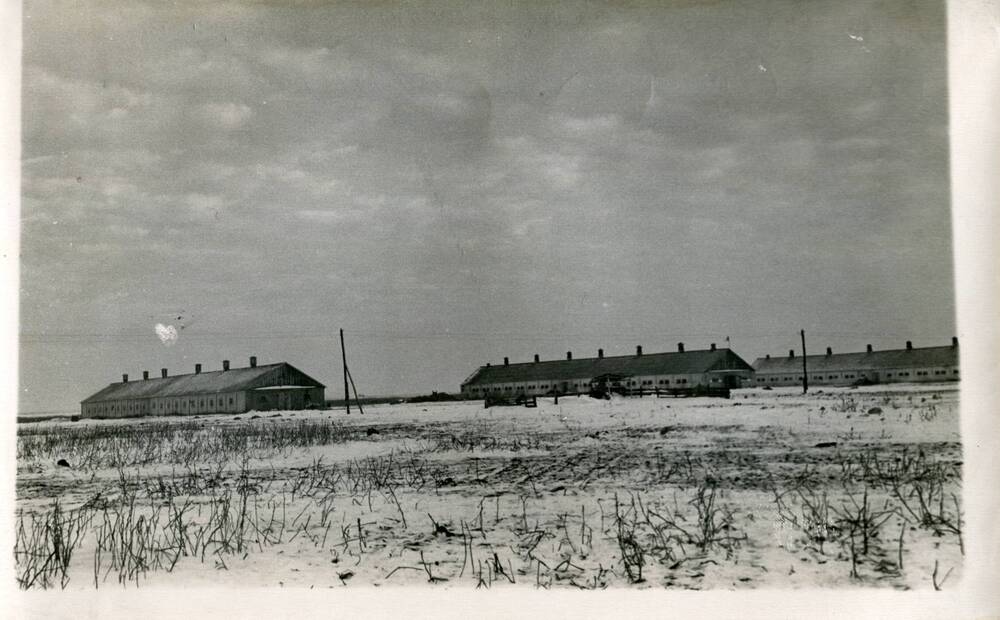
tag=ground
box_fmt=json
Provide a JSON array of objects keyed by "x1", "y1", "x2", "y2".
[{"x1": 14, "y1": 384, "x2": 963, "y2": 590}]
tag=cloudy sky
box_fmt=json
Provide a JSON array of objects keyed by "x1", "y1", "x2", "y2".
[{"x1": 19, "y1": 0, "x2": 953, "y2": 413}]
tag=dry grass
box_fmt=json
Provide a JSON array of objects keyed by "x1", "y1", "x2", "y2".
[{"x1": 15, "y1": 389, "x2": 963, "y2": 590}]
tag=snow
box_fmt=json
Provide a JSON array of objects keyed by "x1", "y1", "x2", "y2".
[{"x1": 15, "y1": 384, "x2": 962, "y2": 590}]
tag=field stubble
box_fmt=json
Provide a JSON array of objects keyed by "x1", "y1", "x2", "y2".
[{"x1": 15, "y1": 385, "x2": 962, "y2": 590}]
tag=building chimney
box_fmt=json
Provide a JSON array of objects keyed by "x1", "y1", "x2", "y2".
[
  {"x1": 598, "y1": 348, "x2": 604, "y2": 358},
  {"x1": 250, "y1": 356, "x2": 257, "y2": 368},
  {"x1": 710, "y1": 343, "x2": 716, "y2": 351},
  {"x1": 223, "y1": 360, "x2": 230, "y2": 371},
  {"x1": 677, "y1": 342, "x2": 685, "y2": 353},
  {"x1": 906, "y1": 341, "x2": 913, "y2": 350},
  {"x1": 195, "y1": 363, "x2": 202, "y2": 374},
  {"x1": 826, "y1": 347, "x2": 832, "y2": 356},
  {"x1": 486, "y1": 362, "x2": 491, "y2": 367},
  {"x1": 143, "y1": 370, "x2": 149, "y2": 380},
  {"x1": 503, "y1": 357, "x2": 509, "y2": 366},
  {"x1": 765, "y1": 354, "x2": 770, "y2": 360},
  {"x1": 566, "y1": 351, "x2": 572, "y2": 360},
  {"x1": 122, "y1": 373, "x2": 128, "y2": 383},
  {"x1": 533, "y1": 354, "x2": 540, "y2": 363},
  {"x1": 866, "y1": 344, "x2": 873, "y2": 353},
  {"x1": 952, "y1": 336, "x2": 958, "y2": 347},
  {"x1": 636, "y1": 345, "x2": 643, "y2": 356},
  {"x1": 161, "y1": 368, "x2": 168, "y2": 378},
  {"x1": 789, "y1": 350, "x2": 795, "y2": 358}
]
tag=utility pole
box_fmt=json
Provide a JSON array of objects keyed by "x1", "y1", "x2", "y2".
[
  {"x1": 340, "y1": 328, "x2": 350, "y2": 414},
  {"x1": 800, "y1": 329, "x2": 808, "y2": 394}
]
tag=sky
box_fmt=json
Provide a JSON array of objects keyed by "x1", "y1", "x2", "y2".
[{"x1": 18, "y1": 0, "x2": 954, "y2": 413}]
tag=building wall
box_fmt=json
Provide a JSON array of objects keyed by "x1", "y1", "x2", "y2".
[
  {"x1": 247, "y1": 387, "x2": 324, "y2": 411},
  {"x1": 82, "y1": 387, "x2": 330, "y2": 418},
  {"x1": 754, "y1": 366, "x2": 959, "y2": 387},
  {"x1": 82, "y1": 391, "x2": 246, "y2": 418},
  {"x1": 462, "y1": 370, "x2": 751, "y2": 398}
]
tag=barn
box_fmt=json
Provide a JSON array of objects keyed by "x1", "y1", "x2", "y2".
[
  {"x1": 460, "y1": 343, "x2": 754, "y2": 398},
  {"x1": 80, "y1": 356, "x2": 325, "y2": 419},
  {"x1": 751, "y1": 338, "x2": 960, "y2": 387}
]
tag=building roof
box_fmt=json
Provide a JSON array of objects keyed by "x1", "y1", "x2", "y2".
[
  {"x1": 462, "y1": 348, "x2": 753, "y2": 387},
  {"x1": 81, "y1": 362, "x2": 324, "y2": 403},
  {"x1": 752, "y1": 344, "x2": 958, "y2": 374}
]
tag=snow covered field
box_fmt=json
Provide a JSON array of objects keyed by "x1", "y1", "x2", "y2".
[{"x1": 15, "y1": 384, "x2": 962, "y2": 590}]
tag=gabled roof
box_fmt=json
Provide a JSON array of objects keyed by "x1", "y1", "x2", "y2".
[
  {"x1": 463, "y1": 348, "x2": 752, "y2": 386},
  {"x1": 752, "y1": 345, "x2": 958, "y2": 374},
  {"x1": 81, "y1": 362, "x2": 324, "y2": 403}
]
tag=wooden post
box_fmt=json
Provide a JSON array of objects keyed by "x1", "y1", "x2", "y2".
[
  {"x1": 800, "y1": 329, "x2": 808, "y2": 394},
  {"x1": 347, "y1": 366, "x2": 365, "y2": 415},
  {"x1": 340, "y1": 328, "x2": 350, "y2": 414}
]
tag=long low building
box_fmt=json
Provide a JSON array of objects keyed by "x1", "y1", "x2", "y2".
[
  {"x1": 460, "y1": 343, "x2": 754, "y2": 398},
  {"x1": 80, "y1": 356, "x2": 325, "y2": 418},
  {"x1": 751, "y1": 339, "x2": 959, "y2": 387}
]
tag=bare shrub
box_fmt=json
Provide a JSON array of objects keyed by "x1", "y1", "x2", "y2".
[{"x1": 15, "y1": 500, "x2": 92, "y2": 589}]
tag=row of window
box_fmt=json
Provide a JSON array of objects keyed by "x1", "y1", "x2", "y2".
[
  {"x1": 756, "y1": 368, "x2": 959, "y2": 382},
  {"x1": 469, "y1": 378, "x2": 694, "y2": 393},
  {"x1": 89, "y1": 395, "x2": 236, "y2": 416},
  {"x1": 631, "y1": 379, "x2": 689, "y2": 386}
]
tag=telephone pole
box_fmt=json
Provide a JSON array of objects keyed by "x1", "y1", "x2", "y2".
[
  {"x1": 800, "y1": 329, "x2": 808, "y2": 394},
  {"x1": 340, "y1": 328, "x2": 350, "y2": 414}
]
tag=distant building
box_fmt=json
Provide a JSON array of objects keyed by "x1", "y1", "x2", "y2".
[
  {"x1": 80, "y1": 356, "x2": 325, "y2": 418},
  {"x1": 751, "y1": 338, "x2": 960, "y2": 387},
  {"x1": 460, "y1": 343, "x2": 754, "y2": 398}
]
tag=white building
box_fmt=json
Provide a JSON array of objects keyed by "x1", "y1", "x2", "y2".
[
  {"x1": 751, "y1": 339, "x2": 959, "y2": 387},
  {"x1": 461, "y1": 343, "x2": 754, "y2": 398}
]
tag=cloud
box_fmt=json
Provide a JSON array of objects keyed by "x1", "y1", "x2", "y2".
[
  {"x1": 154, "y1": 323, "x2": 178, "y2": 346},
  {"x1": 201, "y1": 102, "x2": 253, "y2": 130},
  {"x1": 19, "y1": 0, "x2": 954, "y2": 412},
  {"x1": 184, "y1": 192, "x2": 226, "y2": 215}
]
